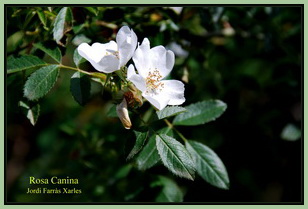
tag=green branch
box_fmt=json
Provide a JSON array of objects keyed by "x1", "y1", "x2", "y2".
[
  {"x1": 164, "y1": 119, "x2": 187, "y2": 142},
  {"x1": 59, "y1": 65, "x2": 106, "y2": 80}
]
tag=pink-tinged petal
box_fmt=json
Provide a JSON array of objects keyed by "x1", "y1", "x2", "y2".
[
  {"x1": 133, "y1": 38, "x2": 151, "y2": 78},
  {"x1": 117, "y1": 26, "x2": 138, "y2": 67},
  {"x1": 149, "y1": 46, "x2": 175, "y2": 79},
  {"x1": 142, "y1": 93, "x2": 170, "y2": 111},
  {"x1": 127, "y1": 64, "x2": 146, "y2": 92},
  {"x1": 161, "y1": 80, "x2": 185, "y2": 105}
]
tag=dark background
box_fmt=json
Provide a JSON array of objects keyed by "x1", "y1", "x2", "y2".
[{"x1": 6, "y1": 6, "x2": 302, "y2": 202}]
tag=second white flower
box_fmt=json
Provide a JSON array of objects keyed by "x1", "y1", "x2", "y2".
[
  {"x1": 77, "y1": 26, "x2": 137, "y2": 73},
  {"x1": 127, "y1": 38, "x2": 185, "y2": 110}
]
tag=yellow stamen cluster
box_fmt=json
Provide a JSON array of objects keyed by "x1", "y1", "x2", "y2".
[
  {"x1": 105, "y1": 51, "x2": 119, "y2": 59},
  {"x1": 145, "y1": 68, "x2": 164, "y2": 95}
]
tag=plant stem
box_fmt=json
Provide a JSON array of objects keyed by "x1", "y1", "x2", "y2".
[
  {"x1": 164, "y1": 119, "x2": 187, "y2": 142},
  {"x1": 59, "y1": 65, "x2": 106, "y2": 80}
]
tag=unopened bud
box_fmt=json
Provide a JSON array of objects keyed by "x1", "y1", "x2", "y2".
[{"x1": 116, "y1": 98, "x2": 132, "y2": 129}]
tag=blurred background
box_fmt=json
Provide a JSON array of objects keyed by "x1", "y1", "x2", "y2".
[{"x1": 6, "y1": 6, "x2": 302, "y2": 202}]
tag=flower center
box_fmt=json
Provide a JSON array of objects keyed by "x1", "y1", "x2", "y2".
[
  {"x1": 105, "y1": 49, "x2": 119, "y2": 59},
  {"x1": 145, "y1": 68, "x2": 164, "y2": 95}
]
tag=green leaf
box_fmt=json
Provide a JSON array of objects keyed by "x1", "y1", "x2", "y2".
[
  {"x1": 127, "y1": 130, "x2": 149, "y2": 160},
  {"x1": 281, "y1": 123, "x2": 301, "y2": 141},
  {"x1": 173, "y1": 100, "x2": 227, "y2": 126},
  {"x1": 36, "y1": 10, "x2": 47, "y2": 27},
  {"x1": 33, "y1": 42, "x2": 62, "y2": 63},
  {"x1": 153, "y1": 176, "x2": 184, "y2": 202},
  {"x1": 109, "y1": 164, "x2": 133, "y2": 184},
  {"x1": 70, "y1": 72, "x2": 91, "y2": 106},
  {"x1": 24, "y1": 65, "x2": 60, "y2": 101},
  {"x1": 23, "y1": 10, "x2": 36, "y2": 29},
  {"x1": 155, "y1": 134, "x2": 195, "y2": 180},
  {"x1": 114, "y1": 164, "x2": 132, "y2": 180},
  {"x1": 72, "y1": 34, "x2": 91, "y2": 45},
  {"x1": 158, "y1": 127, "x2": 174, "y2": 137},
  {"x1": 156, "y1": 106, "x2": 186, "y2": 120},
  {"x1": 7, "y1": 55, "x2": 47, "y2": 74},
  {"x1": 53, "y1": 7, "x2": 73, "y2": 45},
  {"x1": 84, "y1": 7, "x2": 99, "y2": 16},
  {"x1": 185, "y1": 140, "x2": 229, "y2": 189},
  {"x1": 106, "y1": 104, "x2": 117, "y2": 118},
  {"x1": 73, "y1": 48, "x2": 86, "y2": 67},
  {"x1": 136, "y1": 136, "x2": 160, "y2": 170},
  {"x1": 7, "y1": 31, "x2": 24, "y2": 53},
  {"x1": 19, "y1": 101, "x2": 40, "y2": 125}
]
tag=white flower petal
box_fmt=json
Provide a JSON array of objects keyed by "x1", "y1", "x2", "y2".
[
  {"x1": 133, "y1": 38, "x2": 151, "y2": 78},
  {"x1": 142, "y1": 93, "x2": 170, "y2": 111},
  {"x1": 117, "y1": 26, "x2": 138, "y2": 68},
  {"x1": 149, "y1": 46, "x2": 175, "y2": 79},
  {"x1": 161, "y1": 80, "x2": 185, "y2": 105},
  {"x1": 127, "y1": 64, "x2": 146, "y2": 92},
  {"x1": 96, "y1": 55, "x2": 120, "y2": 73},
  {"x1": 77, "y1": 41, "x2": 120, "y2": 73},
  {"x1": 77, "y1": 43, "x2": 102, "y2": 63}
]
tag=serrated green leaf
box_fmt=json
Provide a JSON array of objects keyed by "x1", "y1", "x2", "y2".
[
  {"x1": 33, "y1": 42, "x2": 62, "y2": 63},
  {"x1": 70, "y1": 72, "x2": 91, "y2": 106},
  {"x1": 156, "y1": 106, "x2": 186, "y2": 120},
  {"x1": 154, "y1": 176, "x2": 184, "y2": 202},
  {"x1": 19, "y1": 101, "x2": 40, "y2": 125},
  {"x1": 185, "y1": 140, "x2": 229, "y2": 189},
  {"x1": 127, "y1": 130, "x2": 148, "y2": 160},
  {"x1": 173, "y1": 100, "x2": 227, "y2": 126},
  {"x1": 155, "y1": 134, "x2": 195, "y2": 180},
  {"x1": 37, "y1": 10, "x2": 47, "y2": 27},
  {"x1": 7, "y1": 55, "x2": 47, "y2": 74},
  {"x1": 136, "y1": 136, "x2": 160, "y2": 170},
  {"x1": 53, "y1": 7, "x2": 73, "y2": 45},
  {"x1": 24, "y1": 65, "x2": 60, "y2": 101},
  {"x1": 73, "y1": 48, "x2": 86, "y2": 67}
]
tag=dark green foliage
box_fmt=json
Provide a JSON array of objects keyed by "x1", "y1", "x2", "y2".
[
  {"x1": 173, "y1": 100, "x2": 227, "y2": 126},
  {"x1": 152, "y1": 176, "x2": 184, "y2": 202},
  {"x1": 186, "y1": 140, "x2": 229, "y2": 189},
  {"x1": 136, "y1": 135, "x2": 160, "y2": 170},
  {"x1": 7, "y1": 55, "x2": 47, "y2": 74},
  {"x1": 127, "y1": 130, "x2": 148, "y2": 160},
  {"x1": 23, "y1": 65, "x2": 60, "y2": 101},
  {"x1": 70, "y1": 72, "x2": 91, "y2": 105},
  {"x1": 53, "y1": 7, "x2": 73, "y2": 45},
  {"x1": 156, "y1": 106, "x2": 187, "y2": 120},
  {"x1": 33, "y1": 42, "x2": 62, "y2": 63},
  {"x1": 18, "y1": 101, "x2": 40, "y2": 125},
  {"x1": 155, "y1": 134, "x2": 195, "y2": 180}
]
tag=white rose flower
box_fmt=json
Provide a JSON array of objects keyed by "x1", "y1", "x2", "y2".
[
  {"x1": 127, "y1": 38, "x2": 185, "y2": 110},
  {"x1": 77, "y1": 26, "x2": 137, "y2": 73}
]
